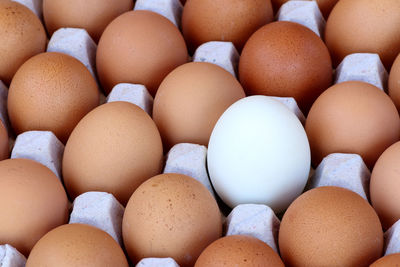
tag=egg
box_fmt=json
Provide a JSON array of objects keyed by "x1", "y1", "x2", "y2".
[
  {"x1": 7, "y1": 52, "x2": 99, "y2": 143},
  {"x1": 0, "y1": 158, "x2": 69, "y2": 256},
  {"x1": 62, "y1": 101, "x2": 163, "y2": 205},
  {"x1": 207, "y1": 96, "x2": 310, "y2": 213},
  {"x1": 306, "y1": 81, "x2": 400, "y2": 169},
  {"x1": 239, "y1": 21, "x2": 332, "y2": 113},
  {"x1": 0, "y1": 120, "x2": 9, "y2": 161},
  {"x1": 153, "y1": 62, "x2": 245, "y2": 149},
  {"x1": 194, "y1": 235, "x2": 284, "y2": 267},
  {"x1": 181, "y1": 0, "x2": 273, "y2": 52},
  {"x1": 279, "y1": 186, "x2": 383, "y2": 267},
  {"x1": 122, "y1": 173, "x2": 222, "y2": 266},
  {"x1": 0, "y1": 1, "x2": 46, "y2": 85},
  {"x1": 370, "y1": 253, "x2": 400, "y2": 266},
  {"x1": 389, "y1": 53, "x2": 400, "y2": 111},
  {"x1": 43, "y1": 0, "x2": 133, "y2": 42},
  {"x1": 26, "y1": 224, "x2": 128, "y2": 267},
  {"x1": 325, "y1": 0, "x2": 400, "y2": 69},
  {"x1": 97, "y1": 10, "x2": 188, "y2": 95},
  {"x1": 370, "y1": 141, "x2": 400, "y2": 229},
  {"x1": 271, "y1": 0, "x2": 339, "y2": 18}
]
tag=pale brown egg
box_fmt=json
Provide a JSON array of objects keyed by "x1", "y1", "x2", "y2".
[
  {"x1": 389, "y1": 53, "x2": 400, "y2": 112},
  {"x1": 0, "y1": 120, "x2": 9, "y2": 161},
  {"x1": 325, "y1": 0, "x2": 400, "y2": 69},
  {"x1": 62, "y1": 101, "x2": 163, "y2": 205},
  {"x1": 8, "y1": 52, "x2": 99, "y2": 143},
  {"x1": 26, "y1": 224, "x2": 129, "y2": 267},
  {"x1": 181, "y1": 0, "x2": 273, "y2": 52},
  {"x1": 279, "y1": 186, "x2": 383, "y2": 267},
  {"x1": 0, "y1": 1, "x2": 46, "y2": 85},
  {"x1": 371, "y1": 253, "x2": 400, "y2": 266},
  {"x1": 272, "y1": 0, "x2": 339, "y2": 18},
  {"x1": 195, "y1": 235, "x2": 284, "y2": 267},
  {"x1": 0, "y1": 158, "x2": 69, "y2": 256},
  {"x1": 239, "y1": 21, "x2": 332, "y2": 113},
  {"x1": 370, "y1": 141, "x2": 400, "y2": 229},
  {"x1": 153, "y1": 62, "x2": 245, "y2": 149},
  {"x1": 123, "y1": 173, "x2": 222, "y2": 266},
  {"x1": 97, "y1": 10, "x2": 188, "y2": 95},
  {"x1": 43, "y1": 0, "x2": 133, "y2": 42},
  {"x1": 306, "y1": 81, "x2": 400, "y2": 169}
]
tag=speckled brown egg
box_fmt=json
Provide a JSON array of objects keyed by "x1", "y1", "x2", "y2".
[
  {"x1": 239, "y1": 21, "x2": 332, "y2": 113},
  {"x1": 153, "y1": 62, "x2": 245, "y2": 149},
  {"x1": 181, "y1": 0, "x2": 273, "y2": 52},
  {"x1": 7, "y1": 52, "x2": 99, "y2": 143},
  {"x1": 62, "y1": 101, "x2": 163, "y2": 205},
  {"x1": 195, "y1": 235, "x2": 284, "y2": 267},
  {"x1": 0, "y1": 158, "x2": 69, "y2": 256},
  {"x1": 43, "y1": 0, "x2": 133, "y2": 42},
  {"x1": 97, "y1": 10, "x2": 188, "y2": 95},
  {"x1": 370, "y1": 141, "x2": 400, "y2": 229},
  {"x1": 306, "y1": 81, "x2": 400, "y2": 169},
  {"x1": 0, "y1": 1, "x2": 46, "y2": 85},
  {"x1": 0, "y1": 121, "x2": 9, "y2": 161},
  {"x1": 272, "y1": 0, "x2": 339, "y2": 18},
  {"x1": 123, "y1": 173, "x2": 222, "y2": 266},
  {"x1": 26, "y1": 224, "x2": 128, "y2": 267},
  {"x1": 370, "y1": 253, "x2": 400, "y2": 266},
  {"x1": 325, "y1": 0, "x2": 400, "y2": 69},
  {"x1": 389, "y1": 53, "x2": 400, "y2": 112},
  {"x1": 279, "y1": 186, "x2": 383, "y2": 267}
]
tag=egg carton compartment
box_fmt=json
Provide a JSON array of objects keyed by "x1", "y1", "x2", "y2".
[
  {"x1": 134, "y1": 0, "x2": 183, "y2": 28},
  {"x1": 136, "y1": 258, "x2": 179, "y2": 267},
  {"x1": 12, "y1": 0, "x2": 42, "y2": 19},
  {"x1": 0, "y1": 244, "x2": 26, "y2": 267}
]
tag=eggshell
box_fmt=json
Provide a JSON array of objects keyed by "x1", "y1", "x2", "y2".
[
  {"x1": 181, "y1": 0, "x2": 273, "y2": 52},
  {"x1": 325, "y1": 0, "x2": 400, "y2": 69},
  {"x1": 97, "y1": 10, "x2": 188, "y2": 95},
  {"x1": 0, "y1": 120, "x2": 9, "y2": 161},
  {"x1": 43, "y1": 0, "x2": 133, "y2": 42},
  {"x1": 62, "y1": 101, "x2": 163, "y2": 205},
  {"x1": 371, "y1": 253, "x2": 400, "y2": 267},
  {"x1": 0, "y1": 158, "x2": 69, "y2": 256},
  {"x1": 389, "y1": 53, "x2": 400, "y2": 111},
  {"x1": 26, "y1": 224, "x2": 128, "y2": 267},
  {"x1": 122, "y1": 173, "x2": 222, "y2": 266},
  {"x1": 306, "y1": 81, "x2": 400, "y2": 169},
  {"x1": 370, "y1": 142, "x2": 400, "y2": 229},
  {"x1": 272, "y1": 0, "x2": 339, "y2": 18},
  {"x1": 239, "y1": 21, "x2": 332, "y2": 113},
  {"x1": 0, "y1": 1, "x2": 46, "y2": 85},
  {"x1": 8, "y1": 52, "x2": 99, "y2": 143},
  {"x1": 194, "y1": 235, "x2": 284, "y2": 267},
  {"x1": 153, "y1": 62, "x2": 245, "y2": 149},
  {"x1": 207, "y1": 96, "x2": 310, "y2": 213},
  {"x1": 279, "y1": 186, "x2": 383, "y2": 267}
]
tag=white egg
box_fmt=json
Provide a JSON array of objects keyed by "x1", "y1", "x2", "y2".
[{"x1": 207, "y1": 95, "x2": 311, "y2": 213}]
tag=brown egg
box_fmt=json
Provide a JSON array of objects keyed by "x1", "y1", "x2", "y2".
[
  {"x1": 0, "y1": 1, "x2": 46, "y2": 85},
  {"x1": 26, "y1": 224, "x2": 128, "y2": 267},
  {"x1": 8, "y1": 52, "x2": 99, "y2": 143},
  {"x1": 371, "y1": 253, "x2": 400, "y2": 266},
  {"x1": 123, "y1": 173, "x2": 222, "y2": 266},
  {"x1": 306, "y1": 81, "x2": 400, "y2": 169},
  {"x1": 181, "y1": 0, "x2": 273, "y2": 52},
  {"x1": 325, "y1": 0, "x2": 400, "y2": 69},
  {"x1": 370, "y1": 141, "x2": 400, "y2": 229},
  {"x1": 0, "y1": 158, "x2": 69, "y2": 256},
  {"x1": 153, "y1": 62, "x2": 245, "y2": 149},
  {"x1": 389, "y1": 53, "x2": 400, "y2": 111},
  {"x1": 97, "y1": 10, "x2": 188, "y2": 95},
  {"x1": 279, "y1": 186, "x2": 383, "y2": 267},
  {"x1": 195, "y1": 235, "x2": 284, "y2": 267},
  {"x1": 0, "y1": 120, "x2": 9, "y2": 161},
  {"x1": 271, "y1": 0, "x2": 339, "y2": 18},
  {"x1": 239, "y1": 21, "x2": 332, "y2": 113},
  {"x1": 43, "y1": 0, "x2": 133, "y2": 43},
  {"x1": 63, "y1": 101, "x2": 163, "y2": 205}
]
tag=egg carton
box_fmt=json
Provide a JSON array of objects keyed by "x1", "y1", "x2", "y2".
[
  {"x1": 12, "y1": 0, "x2": 42, "y2": 19},
  {"x1": 136, "y1": 258, "x2": 180, "y2": 267},
  {"x1": 0, "y1": 244, "x2": 26, "y2": 267},
  {"x1": 134, "y1": 0, "x2": 183, "y2": 28}
]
